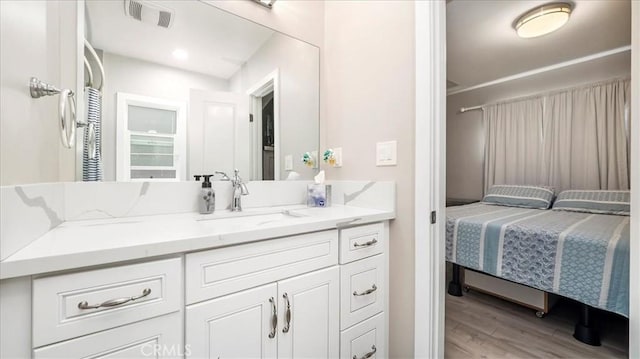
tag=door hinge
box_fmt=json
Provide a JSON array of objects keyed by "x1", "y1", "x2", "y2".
[
  {"x1": 249, "y1": 114, "x2": 254, "y2": 122},
  {"x1": 431, "y1": 211, "x2": 437, "y2": 224}
]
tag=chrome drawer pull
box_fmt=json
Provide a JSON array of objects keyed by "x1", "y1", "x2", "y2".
[
  {"x1": 353, "y1": 238, "x2": 378, "y2": 248},
  {"x1": 353, "y1": 345, "x2": 377, "y2": 359},
  {"x1": 282, "y1": 293, "x2": 291, "y2": 333},
  {"x1": 77, "y1": 288, "x2": 151, "y2": 310},
  {"x1": 268, "y1": 297, "x2": 278, "y2": 339},
  {"x1": 353, "y1": 284, "x2": 377, "y2": 297}
]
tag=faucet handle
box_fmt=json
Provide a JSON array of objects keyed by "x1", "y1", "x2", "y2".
[
  {"x1": 215, "y1": 171, "x2": 230, "y2": 181},
  {"x1": 240, "y1": 183, "x2": 249, "y2": 196}
]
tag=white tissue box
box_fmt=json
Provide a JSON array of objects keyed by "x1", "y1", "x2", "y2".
[{"x1": 307, "y1": 184, "x2": 332, "y2": 207}]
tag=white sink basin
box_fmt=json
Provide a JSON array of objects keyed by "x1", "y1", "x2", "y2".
[{"x1": 196, "y1": 209, "x2": 308, "y2": 228}]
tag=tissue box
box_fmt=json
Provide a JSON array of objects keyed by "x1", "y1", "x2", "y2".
[{"x1": 307, "y1": 184, "x2": 332, "y2": 207}]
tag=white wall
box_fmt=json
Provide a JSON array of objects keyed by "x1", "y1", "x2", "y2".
[
  {"x1": 100, "y1": 52, "x2": 229, "y2": 181},
  {"x1": 323, "y1": 2, "x2": 416, "y2": 357},
  {"x1": 0, "y1": 0, "x2": 77, "y2": 185},
  {"x1": 446, "y1": 51, "x2": 632, "y2": 200},
  {"x1": 230, "y1": 33, "x2": 320, "y2": 179}
]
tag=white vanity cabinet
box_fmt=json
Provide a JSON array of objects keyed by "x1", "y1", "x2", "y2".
[
  {"x1": 186, "y1": 267, "x2": 339, "y2": 359},
  {"x1": 185, "y1": 230, "x2": 340, "y2": 359},
  {"x1": 339, "y1": 223, "x2": 388, "y2": 359},
  {"x1": 0, "y1": 221, "x2": 389, "y2": 359},
  {"x1": 30, "y1": 257, "x2": 183, "y2": 358}
]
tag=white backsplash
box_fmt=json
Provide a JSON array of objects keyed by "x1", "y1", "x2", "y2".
[
  {"x1": 1, "y1": 180, "x2": 395, "y2": 261},
  {"x1": 0, "y1": 183, "x2": 65, "y2": 261}
]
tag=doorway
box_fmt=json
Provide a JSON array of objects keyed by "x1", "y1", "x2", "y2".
[
  {"x1": 414, "y1": 2, "x2": 639, "y2": 358},
  {"x1": 261, "y1": 91, "x2": 275, "y2": 180},
  {"x1": 247, "y1": 69, "x2": 280, "y2": 181}
]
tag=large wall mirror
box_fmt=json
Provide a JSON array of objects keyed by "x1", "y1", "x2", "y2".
[{"x1": 82, "y1": 0, "x2": 319, "y2": 182}]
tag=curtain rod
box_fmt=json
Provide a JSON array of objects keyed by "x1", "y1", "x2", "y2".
[
  {"x1": 458, "y1": 76, "x2": 630, "y2": 115},
  {"x1": 459, "y1": 105, "x2": 484, "y2": 113}
]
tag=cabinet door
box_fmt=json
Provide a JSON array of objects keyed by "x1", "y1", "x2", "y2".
[
  {"x1": 278, "y1": 266, "x2": 339, "y2": 359},
  {"x1": 186, "y1": 283, "x2": 278, "y2": 359}
]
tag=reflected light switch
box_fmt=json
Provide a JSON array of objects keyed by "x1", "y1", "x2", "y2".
[
  {"x1": 285, "y1": 155, "x2": 293, "y2": 171},
  {"x1": 376, "y1": 141, "x2": 397, "y2": 166}
]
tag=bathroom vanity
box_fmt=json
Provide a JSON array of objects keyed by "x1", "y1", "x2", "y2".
[{"x1": 0, "y1": 180, "x2": 395, "y2": 358}]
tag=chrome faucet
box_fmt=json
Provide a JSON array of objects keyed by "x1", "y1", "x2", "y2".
[{"x1": 216, "y1": 169, "x2": 249, "y2": 211}]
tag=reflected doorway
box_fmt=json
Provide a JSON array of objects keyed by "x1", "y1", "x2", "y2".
[
  {"x1": 261, "y1": 91, "x2": 275, "y2": 180},
  {"x1": 248, "y1": 69, "x2": 279, "y2": 181}
]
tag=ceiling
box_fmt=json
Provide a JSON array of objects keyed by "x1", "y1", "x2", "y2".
[
  {"x1": 446, "y1": 0, "x2": 631, "y2": 92},
  {"x1": 86, "y1": 0, "x2": 275, "y2": 79}
]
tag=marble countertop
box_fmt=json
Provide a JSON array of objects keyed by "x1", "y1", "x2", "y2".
[{"x1": 0, "y1": 204, "x2": 394, "y2": 279}]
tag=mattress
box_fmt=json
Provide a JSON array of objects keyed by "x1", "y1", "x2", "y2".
[{"x1": 446, "y1": 203, "x2": 630, "y2": 317}]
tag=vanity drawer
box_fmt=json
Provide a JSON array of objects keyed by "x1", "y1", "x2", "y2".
[
  {"x1": 340, "y1": 313, "x2": 386, "y2": 359},
  {"x1": 340, "y1": 254, "x2": 385, "y2": 329},
  {"x1": 339, "y1": 223, "x2": 384, "y2": 264},
  {"x1": 32, "y1": 257, "x2": 181, "y2": 347},
  {"x1": 186, "y1": 230, "x2": 338, "y2": 304},
  {"x1": 34, "y1": 312, "x2": 182, "y2": 358}
]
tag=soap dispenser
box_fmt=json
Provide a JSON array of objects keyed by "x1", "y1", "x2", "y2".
[{"x1": 195, "y1": 174, "x2": 215, "y2": 214}]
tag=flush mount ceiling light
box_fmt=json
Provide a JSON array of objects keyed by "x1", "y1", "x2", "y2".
[
  {"x1": 515, "y1": 2, "x2": 572, "y2": 38},
  {"x1": 251, "y1": 0, "x2": 276, "y2": 9}
]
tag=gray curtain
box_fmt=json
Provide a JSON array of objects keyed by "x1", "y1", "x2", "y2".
[
  {"x1": 483, "y1": 78, "x2": 630, "y2": 194},
  {"x1": 483, "y1": 98, "x2": 544, "y2": 194}
]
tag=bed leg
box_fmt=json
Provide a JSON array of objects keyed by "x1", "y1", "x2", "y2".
[
  {"x1": 573, "y1": 303, "x2": 601, "y2": 346},
  {"x1": 448, "y1": 263, "x2": 463, "y2": 297}
]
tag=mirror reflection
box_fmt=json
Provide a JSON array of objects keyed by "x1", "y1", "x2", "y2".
[{"x1": 84, "y1": 0, "x2": 320, "y2": 181}]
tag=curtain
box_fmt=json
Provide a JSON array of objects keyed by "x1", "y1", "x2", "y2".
[
  {"x1": 483, "y1": 98, "x2": 544, "y2": 194},
  {"x1": 483, "y1": 78, "x2": 630, "y2": 194},
  {"x1": 542, "y1": 79, "x2": 630, "y2": 191}
]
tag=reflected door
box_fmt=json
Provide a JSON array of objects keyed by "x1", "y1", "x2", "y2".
[{"x1": 189, "y1": 90, "x2": 249, "y2": 179}]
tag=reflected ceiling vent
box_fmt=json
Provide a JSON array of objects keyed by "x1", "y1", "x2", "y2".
[
  {"x1": 447, "y1": 80, "x2": 459, "y2": 89},
  {"x1": 124, "y1": 0, "x2": 174, "y2": 28}
]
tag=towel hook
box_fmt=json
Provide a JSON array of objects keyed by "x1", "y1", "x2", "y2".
[{"x1": 29, "y1": 77, "x2": 83, "y2": 149}]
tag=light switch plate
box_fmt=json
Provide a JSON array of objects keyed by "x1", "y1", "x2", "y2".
[
  {"x1": 284, "y1": 155, "x2": 293, "y2": 171},
  {"x1": 376, "y1": 141, "x2": 397, "y2": 166}
]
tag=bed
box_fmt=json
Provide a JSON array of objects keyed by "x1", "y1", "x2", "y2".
[{"x1": 445, "y1": 202, "x2": 630, "y2": 318}]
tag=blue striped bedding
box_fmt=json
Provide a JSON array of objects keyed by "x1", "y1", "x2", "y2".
[{"x1": 446, "y1": 203, "x2": 629, "y2": 317}]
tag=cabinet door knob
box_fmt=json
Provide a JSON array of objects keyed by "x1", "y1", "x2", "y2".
[
  {"x1": 77, "y1": 288, "x2": 151, "y2": 310},
  {"x1": 353, "y1": 345, "x2": 377, "y2": 359},
  {"x1": 268, "y1": 297, "x2": 278, "y2": 339},
  {"x1": 282, "y1": 293, "x2": 291, "y2": 333},
  {"x1": 353, "y1": 284, "x2": 378, "y2": 297}
]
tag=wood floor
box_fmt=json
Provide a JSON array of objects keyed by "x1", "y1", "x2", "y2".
[{"x1": 445, "y1": 289, "x2": 629, "y2": 358}]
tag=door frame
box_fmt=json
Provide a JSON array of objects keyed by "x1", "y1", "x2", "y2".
[
  {"x1": 414, "y1": 1, "x2": 446, "y2": 358},
  {"x1": 415, "y1": 2, "x2": 639, "y2": 358},
  {"x1": 629, "y1": 2, "x2": 639, "y2": 357},
  {"x1": 246, "y1": 69, "x2": 280, "y2": 180}
]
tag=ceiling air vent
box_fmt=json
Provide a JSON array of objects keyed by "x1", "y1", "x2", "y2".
[{"x1": 124, "y1": 0, "x2": 174, "y2": 29}]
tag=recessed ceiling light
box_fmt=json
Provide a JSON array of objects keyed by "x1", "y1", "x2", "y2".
[
  {"x1": 251, "y1": 0, "x2": 276, "y2": 9},
  {"x1": 515, "y1": 2, "x2": 572, "y2": 38},
  {"x1": 172, "y1": 48, "x2": 188, "y2": 60}
]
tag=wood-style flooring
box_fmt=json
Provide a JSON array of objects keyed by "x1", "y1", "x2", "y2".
[{"x1": 445, "y1": 289, "x2": 629, "y2": 358}]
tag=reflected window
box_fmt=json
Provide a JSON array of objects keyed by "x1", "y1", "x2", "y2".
[{"x1": 116, "y1": 93, "x2": 186, "y2": 181}]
